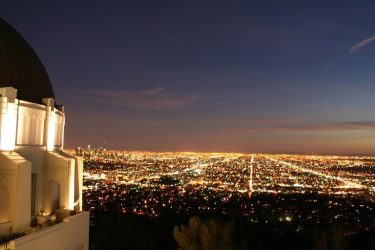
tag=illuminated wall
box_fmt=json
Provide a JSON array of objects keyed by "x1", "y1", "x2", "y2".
[
  {"x1": 0, "y1": 87, "x2": 88, "y2": 249},
  {"x1": 17, "y1": 103, "x2": 46, "y2": 146},
  {"x1": 0, "y1": 96, "x2": 18, "y2": 151}
]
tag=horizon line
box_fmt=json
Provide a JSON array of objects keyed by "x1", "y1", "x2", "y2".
[{"x1": 66, "y1": 147, "x2": 375, "y2": 157}]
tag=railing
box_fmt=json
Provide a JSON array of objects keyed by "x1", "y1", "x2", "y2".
[{"x1": 0, "y1": 216, "x2": 62, "y2": 249}]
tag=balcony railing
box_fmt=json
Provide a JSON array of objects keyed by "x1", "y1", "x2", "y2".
[{"x1": 0, "y1": 209, "x2": 79, "y2": 249}]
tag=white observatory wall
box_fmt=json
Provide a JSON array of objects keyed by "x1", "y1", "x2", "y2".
[
  {"x1": 0, "y1": 152, "x2": 31, "y2": 235},
  {"x1": 15, "y1": 100, "x2": 74, "y2": 216},
  {"x1": 0, "y1": 88, "x2": 88, "y2": 247},
  {"x1": 60, "y1": 152, "x2": 84, "y2": 211},
  {"x1": 17, "y1": 104, "x2": 45, "y2": 146},
  {"x1": 0, "y1": 97, "x2": 18, "y2": 151},
  {"x1": 44, "y1": 152, "x2": 75, "y2": 213},
  {"x1": 54, "y1": 110, "x2": 64, "y2": 148},
  {"x1": 16, "y1": 100, "x2": 64, "y2": 150}
]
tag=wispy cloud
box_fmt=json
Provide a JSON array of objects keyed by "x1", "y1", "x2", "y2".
[
  {"x1": 266, "y1": 121, "x2": 375, "y2": 132},
  {"x1": 88, "y1": 86, "x2": 200, "y2": 110},
  {"x1": 304, "y1": 121, "x2": 375, "y2": 131},
  {"x1": 220, "y1": 119, "x2": 375, "y2": 136},
  {"x1": 348, "y1": 35, "x2": 375, "y2": 54}
]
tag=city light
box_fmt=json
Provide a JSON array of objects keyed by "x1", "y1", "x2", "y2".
[{"x1": 67, "y1": 148, "x2": 375, "y2": 233}]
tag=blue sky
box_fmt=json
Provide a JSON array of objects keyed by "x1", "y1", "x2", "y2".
[{"x1": 2, "y1": 1, "x2": 375, "y2": 154}]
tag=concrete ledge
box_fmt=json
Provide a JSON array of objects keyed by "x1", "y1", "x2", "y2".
[{"x1": 10, "y1": 212, "x2": 89, "y2": 250}]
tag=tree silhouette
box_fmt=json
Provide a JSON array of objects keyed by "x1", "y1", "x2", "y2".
[
  {"x1": 173, "y1": 216, "x2": 242, "y2": 250},
  {"x1": 314, "y1": 226, "x2": 348, "y2": 250}
]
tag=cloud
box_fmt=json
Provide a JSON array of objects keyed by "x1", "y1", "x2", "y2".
[
  {"x1": 348, "y1": 35, "x2": 375, "y2": 54},
  {"x1": 261, "y1": 121, "x2": 375, "y2": 132},
  {"x1": 88, "y1": 86, "x2": 200, "y2": 110},
  {"x1": 304, "y1": 121, "x2": 375, "y2": 131},
  {"x1": 228, "y1": 120, "x2": 375, "y2": 135}
]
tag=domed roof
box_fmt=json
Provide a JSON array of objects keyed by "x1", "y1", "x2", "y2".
[{"x1": 0, "y1": 18, "x2": 55, "y2": 104}]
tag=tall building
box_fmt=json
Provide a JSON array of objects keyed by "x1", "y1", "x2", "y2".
[{"x1": 0, "y1": 18, "x2": 89, "y2": 250}]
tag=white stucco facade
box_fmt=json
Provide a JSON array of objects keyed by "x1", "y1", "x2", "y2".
[{"x1": 0, "y1": 87, "x2": 89, "y2": 250}]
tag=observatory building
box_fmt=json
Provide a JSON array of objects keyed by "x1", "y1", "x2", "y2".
[{"x1": 0, "y1": 18, "x2": 89, "y2": 249}]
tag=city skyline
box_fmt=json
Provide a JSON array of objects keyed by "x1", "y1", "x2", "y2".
[{"x1": 2, "y1": 1, "x2": 375, "y2": 154}]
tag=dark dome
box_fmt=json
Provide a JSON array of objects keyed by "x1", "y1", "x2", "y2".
[{"x1": 0, "y1": 18, "x2": 54, "y2": 104}]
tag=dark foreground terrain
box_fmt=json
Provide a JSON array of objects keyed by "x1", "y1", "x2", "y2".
[{"x1": 89, "y1": 211, "x2": 375, "y2": 250}]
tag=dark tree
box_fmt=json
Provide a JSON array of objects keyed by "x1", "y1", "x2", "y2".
[{"x1": 174, "y1": 216, "x2": 245, "y2": 250}]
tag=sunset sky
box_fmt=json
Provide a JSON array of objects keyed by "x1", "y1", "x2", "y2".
[{"x1": 2, "y1": 1, "x2": 375, "y2": 154}]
